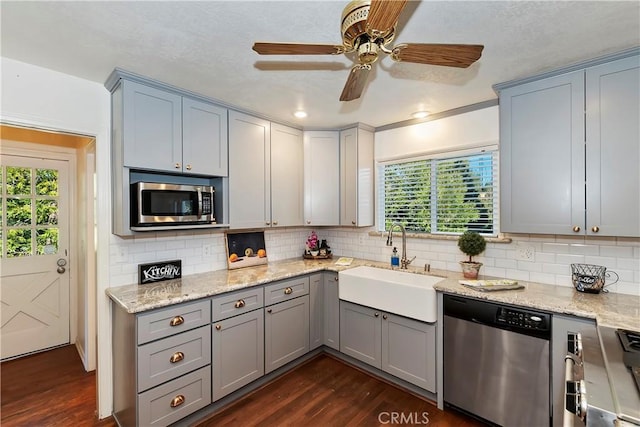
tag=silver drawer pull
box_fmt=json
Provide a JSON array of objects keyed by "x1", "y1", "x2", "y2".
[
  {"x1": 170, "y1": 351, "x2": 184, "y2": 364},
  {"x1": 170, "y1": 394, "x2": 185, "y2": 408},
  {"x1": 235, "y1": 299, "x2": 246, "y2": 309},
  {"x1": 284, "y1": 287, "x2": 293, "y2": 295},
  {"x1": 169, "y1": 316, "x2": 184, "y2": 327}
]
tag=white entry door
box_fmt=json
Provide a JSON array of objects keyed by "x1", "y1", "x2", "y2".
[{"x1": 1, "y1": 154, "x2": 70, "y2": 360}]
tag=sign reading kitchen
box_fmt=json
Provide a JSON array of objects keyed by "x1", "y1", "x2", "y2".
[{"x1": 138, "y1": 260, "x2": 182, "y2": 284}]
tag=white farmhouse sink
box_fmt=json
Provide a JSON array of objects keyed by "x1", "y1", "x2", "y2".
[{"x1": 338, "y1": 266, "x2": 443, "y2": 323}]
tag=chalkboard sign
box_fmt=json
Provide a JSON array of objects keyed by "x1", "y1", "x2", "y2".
[{"x1": 226, "y1": 231, "x2": 267, "y2": 270}]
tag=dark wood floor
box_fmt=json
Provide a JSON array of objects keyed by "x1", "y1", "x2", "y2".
[
  {"x1": 194, "y1": 354, "x2": 486, "y2": 427},
  {"x1": 1, "y1": 345, "x2": 116, "y2": 427},
  {"x1": 1, "y1": 346, "x2": 485, "y2": 427}
]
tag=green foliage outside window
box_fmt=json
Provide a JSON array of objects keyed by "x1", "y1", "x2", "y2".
[
  {"x1": 2, "y1": 167, "x2": 59, "y2": 258},
  {"x1": 381, "y1": 152, "x2": 496, "y2": 235}
]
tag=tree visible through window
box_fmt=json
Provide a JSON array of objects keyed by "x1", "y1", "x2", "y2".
[
  {"x1": 379, "y1": 151, "x2": 497, "y2": 235},
  {"x1": 1, "y1": 166, "x2": 59, "y2": 258}
]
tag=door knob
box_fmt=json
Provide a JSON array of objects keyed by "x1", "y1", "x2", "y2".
[{"x1": 56, "y1": 258, "x2": 67, "y2": 274}]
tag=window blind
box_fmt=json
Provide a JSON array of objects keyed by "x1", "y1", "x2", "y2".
[{"x1": 378, "y1": 150, "x2": 499, "y2": 235}]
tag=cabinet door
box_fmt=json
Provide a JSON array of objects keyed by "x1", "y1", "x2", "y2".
[
  {"x1": 182, "y1": 98, "x2": 228, "y2": 176},
  {"x1": 551, "y1": 315, "x2": 595, "y2": 426},
  {"x1": 264, "y1": 295, "x2": 310, "y2": 374},
  {"x1": 309, "y1": 273, "x2": 323, "y2": 350},
  {"x1": 122, "y1": 80, "x2": 182, "y2": 172},
  {"x1": 340, "y1": 128, "x2": 374, "y2": 227},
  {"x1": 212, "y1": 309, "x2": 265, "y2": 401},
  {"x1": 303, "y1": 131, "x2": 339, "y2": 226},
  {"x1": 381, "y1": 313, "x2": 436, "y2": 392},
  {"x1": 499, "y1": 71, "x2": 585, "y2": 234},
  {"x1": 323, "y1": 272, "x2": 340, "y2": 351},
  {"x1": 586, "y1": 55, "x2": 640, "y2": 237},
  {"x1": 229, "y1": 111, "x2": 271, "y2": 228},
  {"x1": 339, "y1": 301, "x2": 381, "y2": 368},
  {"x1": 271, "y1": 123, "x2": 304, "y2": 227}
]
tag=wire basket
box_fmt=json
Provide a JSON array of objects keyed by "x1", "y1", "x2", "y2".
[{"x1": 570, "y1": 263, "x2": 617, "y2": 294}]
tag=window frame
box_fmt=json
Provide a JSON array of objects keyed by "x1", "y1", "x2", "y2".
[{"x1": 376, "y1": 145, "x2": 499, "y2": 237}]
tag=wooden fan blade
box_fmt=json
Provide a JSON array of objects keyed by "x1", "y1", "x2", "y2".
[
  {"x1": 391, "y1": 43, "x2": 484, "y2": 68},
  {"x1": 367, "y1": 0, "x2": 408, "y2": 35},
  {"x1": 340, "y1": 64, "x2": 372, "y2": 102},
  {"x1": 253, "y1": 42, "x2": 344, "y2": 55}
]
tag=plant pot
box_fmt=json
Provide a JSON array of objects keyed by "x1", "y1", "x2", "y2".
[{"x1": 460, "y1": 261, "x2": 483, "y2": 279}]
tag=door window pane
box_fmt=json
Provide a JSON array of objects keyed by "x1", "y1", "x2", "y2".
[
  {"x1": 6, "y1": 198, "x2": 31, "y2": 226},
  {"x1": 37, "y1": 229, "x2": 59, "y2": 255},
  {"x1": 36, "y1": 200, "x2": 58, "y2": 225},
  {"x1": 6, "y1": 229, "x2": 32, "y2": 257},
  {"x1": 6, "y1": 167, "x2": 31, "y2": 195},
  {"x1": 36, "y1": 169, "x2": 58, "y2": 196}
]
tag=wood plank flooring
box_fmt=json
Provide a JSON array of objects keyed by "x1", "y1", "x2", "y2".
[
  {"x1": 194, "y1": 354, "x2": 486, "y2": 427},
  {"x1": 1, "y1": 346, "x2": 486, "y2": 426},
  {"x1": 1, "y1": 345, "x2": 116, "y2": 427}
]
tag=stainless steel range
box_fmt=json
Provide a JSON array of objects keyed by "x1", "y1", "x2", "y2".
[{"x1": 565, "y1": 325, "x2": 640, "y2": 426}]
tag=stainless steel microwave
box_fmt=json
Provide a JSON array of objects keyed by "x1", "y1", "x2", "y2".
[{"x1": 132, "y1": 182, "x2": 215, "y2": 227}]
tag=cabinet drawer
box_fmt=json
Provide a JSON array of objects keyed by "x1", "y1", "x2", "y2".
[
  {"x1": 138, "y1": 365, "x2": 211, "y2": 427},
  {"x1": 137, "y1": 299, "x2": 211, "y2": 345},
  {"x1": 212, "y1": 287, "x2": 264, "y2": 321},
  {"x1": 138, "y1": 326, "x2": 211, "y2": 393},
  {"x1": 264, "y1": 276, "x2": 309, "y2": 306}
]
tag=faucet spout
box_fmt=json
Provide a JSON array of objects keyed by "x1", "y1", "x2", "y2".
[{"x1": 387, "y1": 222, "x2": 412, "y2": 269}]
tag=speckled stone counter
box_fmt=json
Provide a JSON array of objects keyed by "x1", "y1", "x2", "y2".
[{"x1": 106, "y1": 257, "x2": 639, "y2": 330}]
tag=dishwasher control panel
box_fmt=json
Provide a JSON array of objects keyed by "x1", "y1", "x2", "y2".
[{"x1": 496, "y1": 307, "x2": 549, "y2": 330}]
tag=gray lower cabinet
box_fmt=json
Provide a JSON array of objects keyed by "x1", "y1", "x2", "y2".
[
  {"x1": 211, "y1": 287, "x2": 265, "y2": 401},
  {"x1": 264, "y1": 277, "x2": 310, "y2": 374},
  {"x1": 212, "y1": 308, "x2": 265, "y2": 401},
  {"x1": 340, "y1": 300, "x2": 436, "y2": 392},
  {"x1": 309, "y1": 273, "x2": 324, "y2": 350},
  {"x1": 112, "y1": 299, "x2": 212, "y2": 427},
  {"x1": 323, "y1": 272, "x2": 340, "y2": 350}
]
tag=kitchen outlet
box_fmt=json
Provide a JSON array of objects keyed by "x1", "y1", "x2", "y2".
[
  {"x1": 358, "y1": 235, "x2": 366, "y2": 245},
  {"x1": 515, "y1": 244, "x2": 535, "y2": 262},
  {"x1": 203, "y1": 244, "x2": 213, "y2": 257}
]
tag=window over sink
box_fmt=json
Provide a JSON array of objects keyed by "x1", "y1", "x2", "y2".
[{"x1": 377, "y1": 147, "x2": 499, "y2": 236}]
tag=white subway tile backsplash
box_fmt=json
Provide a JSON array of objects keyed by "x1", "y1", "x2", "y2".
[{"x1": 108, "y1": 227, "x2": 640, "y2": 296}]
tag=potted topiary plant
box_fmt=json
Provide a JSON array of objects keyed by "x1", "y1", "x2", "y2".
[{"x1": 457, "y1": 231, "x2": 487, "y2": 279}]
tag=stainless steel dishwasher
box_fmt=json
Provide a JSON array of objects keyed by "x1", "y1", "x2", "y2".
[{"x1": 443, "y1": 294, "x2": 551, "y2": 426}]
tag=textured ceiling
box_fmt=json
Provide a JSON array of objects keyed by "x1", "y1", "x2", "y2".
[{"x1": 1, "y1": 1, "x2": 639, "y2": 128}]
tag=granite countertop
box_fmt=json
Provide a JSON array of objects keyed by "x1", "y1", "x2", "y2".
[{"x1": 106, "y1": 257, "x2": 640, "y2": 331}]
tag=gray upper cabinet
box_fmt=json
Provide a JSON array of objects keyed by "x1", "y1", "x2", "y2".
[
  {"x1": 182, "y1": 98, "x2": 228, "y2": 176},
  {"x1": 303, "y1": 131, "x2": 340, "y2": 226},
  {"x1": 228, "y1": 111, "x2": 271, "y2": 228},
  {"x1": 585, "y1": 57, "x2": 639, "y2": 237},
  {"x1": 499, "y1": 54, "x2": 639, "y2": 236},
  {"x1": 120, "y1": 79, "x2": 228, "y2": 176},
  {"x1": 270, "y1": 123, "x2": 304, "y2": 227},
  {"x1": 499, "y1": 71, "x2": 585, "y2": 235},
  {"x1": 340, "y1": 127, "x2": 374, "y2": 227}
]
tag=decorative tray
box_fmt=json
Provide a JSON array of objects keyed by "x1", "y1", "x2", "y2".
[
  {"x1": 459, "y1": 279, "x2": 524, "y2": 292},
  {"x1": 302, "y1": 253, "x2": 333, "y2": 260}
]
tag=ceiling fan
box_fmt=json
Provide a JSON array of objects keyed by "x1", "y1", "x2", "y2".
[{"x1": 252, "y1": 0, "x2": 484, "y2": 102}]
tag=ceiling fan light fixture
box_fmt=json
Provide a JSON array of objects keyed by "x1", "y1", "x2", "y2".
[
  {"x1": 294, "y1": 110, "x2": 308, "y2": 119},
  {"x1": 411, "y1": 111, "x2": 430, "y2": 119}
]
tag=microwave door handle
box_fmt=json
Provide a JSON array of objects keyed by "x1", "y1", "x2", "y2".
[{"x1": 197, "y1": 188, "x2": 203, "y2": 219}]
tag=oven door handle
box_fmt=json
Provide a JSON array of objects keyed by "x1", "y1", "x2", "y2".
[{"x1": 564, "y1": 355, "x2": 587, "y2": 426}]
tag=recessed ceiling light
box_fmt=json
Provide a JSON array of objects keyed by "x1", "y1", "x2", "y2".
[
  {"x1": 411, "y1": 111, "x2": 429, "y2": 119},
  {"x1": 294, "y1": 111, "x2": 308, "y2": 119}
]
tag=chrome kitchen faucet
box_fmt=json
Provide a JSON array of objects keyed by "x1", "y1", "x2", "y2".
[{"x1": 386, "y1": 222, "x2": 416, "y2": 269}]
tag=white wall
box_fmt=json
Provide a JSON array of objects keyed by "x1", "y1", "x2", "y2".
[{"x1": 1, "y1": 57, "x2": 112, "y2": 417}]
